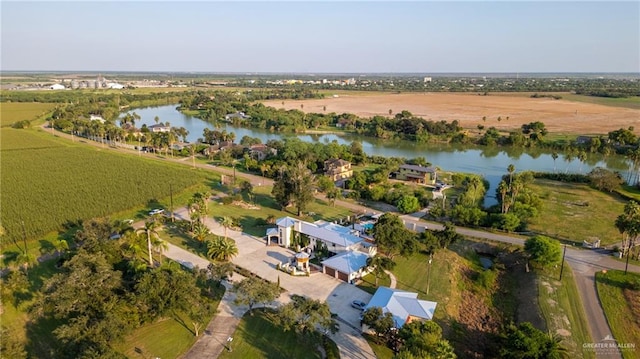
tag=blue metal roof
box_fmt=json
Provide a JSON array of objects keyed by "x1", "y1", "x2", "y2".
[
  {"x1": 321, "y1": 251, "x2": 369, "y2": 274},
  {"x1": 365, "y1": 286, "x2": 437, "y2": 327}
]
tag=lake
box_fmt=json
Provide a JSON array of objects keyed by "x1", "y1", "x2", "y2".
[{"x1": 125, "y1": 105, "x2": 631, "y2": 206}]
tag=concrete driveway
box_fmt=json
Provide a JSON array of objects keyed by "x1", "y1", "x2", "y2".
[{"x1": 172, "y1": 207, "x2": 377, "y2": 358}]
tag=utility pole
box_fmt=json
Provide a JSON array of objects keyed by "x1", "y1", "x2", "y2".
[
  {"x1": 559, "y1": 244, "x2": 567, "y2": 280},
  {"x1": 426, "y1": 253, "x2": 433, "y2": 295},
  {"x1": 625, "y1": 241, "x2": 631, "y2": 275},
  {"x1": 170, "y1": 183, "x2": 175, "y2": 223}
]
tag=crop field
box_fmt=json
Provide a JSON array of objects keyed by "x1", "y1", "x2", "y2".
[
  {"x1": 0, "y1": 102, "x2": 57, "y2": 127},
  {"x1": 527, "y1": 180, "x2": 626, "y2": 245},
  {"x1": 263, "y1": 92, "x2": 640, "y2": 136},
  {"x1": 0, "y1": 128, "x2": 215, "y2": 243}
]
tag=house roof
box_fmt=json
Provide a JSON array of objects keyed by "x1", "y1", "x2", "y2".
[
  {"x1": 325, "y1": 158, "x2": 350, "y2": 167},
  {"x1": 266, "y1": 227, "x2": 278, "y2": 236},
  {"x1": 365, "y1": 286, "x2": 437, "y2": 327},
  {"x1": 321, "y1": 251, "x2": 369, "y2": 274},
  {"x1": 300, "y1": 221, "x2": 361, "y2": 247},
  {"x1": 274, "y1": 216, "x2": 362, "y2": 248},
  {"x1": 399, "y1": 164, "x2": 436, "y2": 173},
  {"x1": 276, "y1": 216, "x2": 297, "y2": 227}
]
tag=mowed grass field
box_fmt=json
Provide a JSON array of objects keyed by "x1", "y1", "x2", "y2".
[
  {"x1": 0, "y1": 127, "x2": 216, "y2": 246},
  {"x1": 0, "y1": 102, "x2": 57, "y2": 127},
  {"x1": 527, "y1": 180, "x2": 626, "y2": 245},
  {"x1": 595, "y1": 270, "x2": 640, "y2": 359}
]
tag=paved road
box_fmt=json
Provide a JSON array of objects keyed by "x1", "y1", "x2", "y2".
[
  {"x1": 398, "y1": 212, "x2": 640, "y2": 358},
  {"x1": 49, "y1": 126, "x2": 640, "y2": 357}
]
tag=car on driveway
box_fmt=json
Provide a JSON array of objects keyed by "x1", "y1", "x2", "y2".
[
  {"x1": 351, "y1": 300, "x2": 367, "y2": 311},
  {"x1": 148, "y1": 209, "x2": 164, "y2": 216}
]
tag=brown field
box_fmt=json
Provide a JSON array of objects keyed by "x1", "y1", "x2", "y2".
[{"x1": 263, "y1": 92, "x2": 640, "y2": 135}]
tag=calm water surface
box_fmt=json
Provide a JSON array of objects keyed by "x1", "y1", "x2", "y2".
[{"x1": 126, "y1": 105, "x2": 631, "y2": 206}]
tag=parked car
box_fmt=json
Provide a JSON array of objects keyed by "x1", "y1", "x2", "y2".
[
  {"x1": 351, "y1": 300, "x2": 367, "y2": 311},
  {"x1": 148, "y1": 209, "x2": 164, "y2": 216}
]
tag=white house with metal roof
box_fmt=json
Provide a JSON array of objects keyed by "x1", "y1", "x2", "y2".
[
  {"x1": 267, "y1": 216, "x2": 375, "y2": 282},
  {"x1": 364, "y1": 286, "x2": 437, "y2": 328},
  {"x1": 269, "y1": 216, "x2": 364, "y2": 253}
]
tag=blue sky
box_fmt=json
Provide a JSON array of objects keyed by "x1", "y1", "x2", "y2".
[{"x1": 2, "y1": 1, "x2": 638, "y2": 73}]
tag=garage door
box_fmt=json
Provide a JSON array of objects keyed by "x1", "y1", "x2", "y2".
[
  {"x1": 338, "y1": 271, "x2": 349, "y2": 282},
  {"x1": 325, "y1": 267, "x2": 335, "y2": 277}
]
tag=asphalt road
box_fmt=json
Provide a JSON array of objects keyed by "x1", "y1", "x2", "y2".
[{"x1": 48, "y1": 126, "x2": 639, "y2": 357}]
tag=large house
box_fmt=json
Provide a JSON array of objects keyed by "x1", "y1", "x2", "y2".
[
  {"x1": 248, "y1": 144, "x2": 277, "y2": 161},
  {"x1": 324, "y1": 159, "x2": 353, "y2": 181},
  {"x1": 396, "y1": 164, "x2": 437, "y2": 185},
  {"x1": 267, "y1": 216, "x2": 374, "y2": 282},
  {"x1": 364, "y1": 287, "x2": 438, "y2": 328},
  {"x1": 148, "y1": 124, "x2": 171, "y2": 133}
]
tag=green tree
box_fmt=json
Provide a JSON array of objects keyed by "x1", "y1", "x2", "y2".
[
  {"x1": 39, "y1": 250, "x2": 129, "y2": 357},
  {"x1": 398, "y1": 321, "x2": 456, "y2": 358},
  {"x1": 366, "y1": 255, "x2": 396, "y2": 286},
  {"x1": 277, "y1": 295, "x2": 338, "y2": 341},
  {"x1": 206, "y1": 236, "x2": 238, "y2": 262},
  {"x1": 317, "y1": 175, "x2": 336, "y2": 193},
  {"x1": 361, "y1": 307, "x2": 395, "y2": 341},
  {"x1": 137, "y1": 218, "x2": 162, "y2": 266},
  {"x1": 397, "y1": 195, "x2": 420, "y2": 214},
  {"x1": 272, "y1": 162, "x2": 316, "y2": 216},
  {"x1": 500, "y1": 322, "x2": 568, "y2": 359},
  {"x1": 524, "y1": 235, "x2": 562, "y2": 267},
  {"x1": 615, "y1": 200, "x2": 640, "y2": 259},
  {"x1": 373, "y1": 213, "x2": 416, "y2": 259},
  {"x1": 220, "y1": 216, "x2": 234, "y2": 240},
  {"x1": 192, "y1": 222, "x2": 211, "y2": 243},
  {"x1": 232, "y1": 276, "x2": 280, "y2": 315},
  {"x1": 588, "y1": 167, "x2": 623, "y2": 192}
]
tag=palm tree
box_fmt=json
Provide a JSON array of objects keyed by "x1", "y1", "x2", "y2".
[
  {"x1": 220, "y1": 216, "x2": 234, "y2": 240},
  {"x1": 498, "y1": 180, "x2": 509, "y2": 214},
  {"x1": 151, "y1": 236, "x2": 168, "y2": 264},
  {"x1": 192, "y1": 222, "x2": 211, "y2": 243},
  {"x1": 206, "y1": 236, "x2": 238, "y2": 262},
  {"x1": 544, "y1": 331, "x2": 570, "y2": 359},
  {"x1": 137, "y1": 219, "x2": 161, "y2": 266},
  {"x1": 120, "y1": 231, "x2": 148, "y2": 273},
  {"x1": 577, "y1": 150, "x2": 587, "y2": 173},
  {"x1": 507, "y1": 164, "x2": 515, "y2": 187},
  {"x1": 366, "y1": 255, "x2": 396, "y2": 286}
]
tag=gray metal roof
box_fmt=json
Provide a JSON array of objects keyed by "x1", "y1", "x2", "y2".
[{"x1": 364, "y1": 286, "x2": 437, "y2": 327}]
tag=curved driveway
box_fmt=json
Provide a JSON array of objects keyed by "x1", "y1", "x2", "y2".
[{"x1": 49, "y1": 126, "x2": 639, "y2": 358}]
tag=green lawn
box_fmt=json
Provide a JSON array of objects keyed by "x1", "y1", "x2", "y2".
[
  {"x1": 357, "y1": 272, "x2": 392, "y2": 295},
  {"x1": 0, "y1": 102, "x2": 57, "y2": 127},
  {"x1": 207, "y1": 185, "x2": 352, "y2": 238},
  {"x1": 217, "y1": 308, "x2": 333, "y2": 359},
  {"x1": 363, "y1": 333, "x2": 394, "y2": 359},
  {"x1": 595, "y1": 270, "x2": 640, "y2": 359},
  {"x1": 528, "y1": 179, "x2": 626, "y2": 245},
  {"x1": 114, "y1": 306, "x2": 220, "y2": 359},
  {"x1": 536, "y1": 265, "x2": 594, "y2": 358}
]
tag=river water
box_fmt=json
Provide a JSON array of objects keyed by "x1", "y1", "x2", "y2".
[{"x1": 126, "y1": 105, "x2": 631, "y2": 206}]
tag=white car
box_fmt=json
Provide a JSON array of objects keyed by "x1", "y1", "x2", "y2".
[{"x1": 148, "y1": 209, "x2": 164, "y2": 216}]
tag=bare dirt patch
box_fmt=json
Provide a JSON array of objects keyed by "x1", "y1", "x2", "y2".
[{"x1": 263, "y1": 92, "x2": 640, "y2": 135}]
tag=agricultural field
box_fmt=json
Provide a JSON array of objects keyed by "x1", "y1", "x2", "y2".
[
  {"x1": 263, "y1": 92, "x2": 640, "y2": 136},
  {"x1": 0, "y1": 127, "x2": 216, "y2": 247},
  {"x1": 0, "y1": 102, "x2": 57, "y2": 127},
  {"x1": 527, "y1": 180, "x2": 626, "y2": 246}
]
